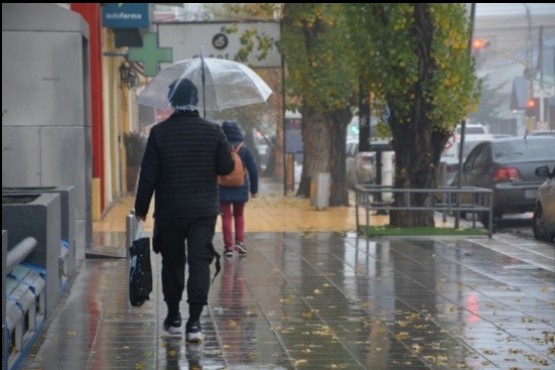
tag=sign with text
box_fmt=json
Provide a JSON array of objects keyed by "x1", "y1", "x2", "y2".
[
  {"x1": 102, "y1": 3, "x2": 150, "y2": 29},
  {"x1": 158, "y1": 21, "x2": 281, "y2": 68}
]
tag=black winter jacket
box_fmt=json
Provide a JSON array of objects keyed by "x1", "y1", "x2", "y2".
[{"x1": 134, "y1": 110, "x2": 234, "y2": 220}]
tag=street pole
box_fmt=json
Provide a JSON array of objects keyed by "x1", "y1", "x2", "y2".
[
  {"x1": 358, "y1": 81, "x2": 370, "y2": 153},
  {"x1": 524, "y1": 4, "x2": 536, "y2": 132}
]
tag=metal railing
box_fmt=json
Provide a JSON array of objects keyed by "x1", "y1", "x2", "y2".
[{"x1": 355, "y1": 185, "x2": 493, "y2": 238}]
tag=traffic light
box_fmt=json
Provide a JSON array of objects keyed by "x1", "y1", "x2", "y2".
[
  {"x1": 471, "y1": 37, "x2": 490, "y2": 56},
  {"x1": 526, "y1": 98, "x2": 539, "y2": 118},
  {"x1": 471, "y1": 38, "x2": 489, "y2": 50}
]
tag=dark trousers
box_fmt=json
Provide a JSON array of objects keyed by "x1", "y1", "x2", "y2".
[{"x1": 155, "y1": 216, "x2": 217, "y2": 312}]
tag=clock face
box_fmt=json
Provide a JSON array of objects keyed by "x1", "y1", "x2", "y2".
[{"x1": 212, "y1": 33, "x2": 229, "y2": 50}]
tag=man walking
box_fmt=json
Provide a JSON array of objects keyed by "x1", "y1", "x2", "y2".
[{"x1": 134, "y1": 78, "x2": 234, "y2": 342}]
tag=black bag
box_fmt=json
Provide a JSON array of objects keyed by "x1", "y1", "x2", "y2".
[{"x1": 129, "y1": 223, "x2": 152, "y2": 307}]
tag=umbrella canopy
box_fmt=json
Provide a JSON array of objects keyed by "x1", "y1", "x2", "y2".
[{"x1": 137, "y1": 57, "x2": 273, "y2": 112}]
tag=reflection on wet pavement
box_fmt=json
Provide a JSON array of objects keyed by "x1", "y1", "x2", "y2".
[{"x1": 20, "y1": 232, "x2": 554, "y2": 369}]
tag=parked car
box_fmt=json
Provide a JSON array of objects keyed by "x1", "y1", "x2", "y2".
[
  {"x1": 439, "y1": 123, "x2": 494, "y2": 186},
  {"x1": 529, "y1": 129, "x2": 555, "y2": 138},
  {"x1": 452, "y1": 136, "x2": 555, "y2": 227},
  {"x1": 346, "y1": 140, "x2": 358, "y2": 158},
  {"x1": 345, "y1": 140, "x2": 395, "y2": 189},
  {"x1": 440, "y1": 136, "x2": 494, "y2": 186},
  {"x1": 455, "y1": 123, "x2": 488, "y2": 136},
  {"x1": 346, "y1": 141, "x2": 376, "y2": 189},
  {"x1": 532, "y1": 164, "x2": 555, "y2": 243}
]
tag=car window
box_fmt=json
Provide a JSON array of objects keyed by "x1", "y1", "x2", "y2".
[
  {"x1": 527, "y1": 139, "x2": 555, "y2": 158},
  {"x1": 467, "y1": 127, "x2": 486, "y2": 134},
  {"x1": 493, "y1": 142, "x2": 522, "y2": 160},
  {"x1": 529, "y1": 130, "x2": 555, "y2": 137},
  {"x1": 493, "y1": 138, "x2": 555, "y2": 162},
  {"x1": 456, "y1": 125, "x2": 486, "y2": 135},
  {"x1": 463, "y1": 144, "x2": 483, "y2": 171},
  {"x1": 473, "y1": 147, "x2": 488, "y2": 170}
]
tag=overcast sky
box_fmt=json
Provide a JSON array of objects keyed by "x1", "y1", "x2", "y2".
[{"x1": 476, "y1": 3, "x2": 555, "y2": 17}]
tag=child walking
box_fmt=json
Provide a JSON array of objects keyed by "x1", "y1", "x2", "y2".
[{"x1": 219, "y1": 120, "x2": 259, "y2": 257}]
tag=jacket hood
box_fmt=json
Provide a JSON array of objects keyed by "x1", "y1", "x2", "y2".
[{"x1": 222, "y1": 120, "x2": 244, "y2": 143}]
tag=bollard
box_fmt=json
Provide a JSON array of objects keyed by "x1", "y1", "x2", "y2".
[
  {"x1": 125, "y1": 209, "x2": 138, "y2": 260},
  {"x1": 310, "y1": 172, "x2": 331, "y2": 210}
]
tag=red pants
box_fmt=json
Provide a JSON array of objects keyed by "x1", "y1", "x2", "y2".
[{"x1": 220, "y1": 202, "x2": 245, "y2": 249}]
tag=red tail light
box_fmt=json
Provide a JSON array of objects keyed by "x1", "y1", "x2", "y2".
[{"x1": 492, "y1": 167, "x2": 520, "y2": 182}]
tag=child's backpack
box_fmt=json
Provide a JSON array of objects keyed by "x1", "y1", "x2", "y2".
[{"x1": 218, "y1": 143, "x2": 245, "y2": 187}]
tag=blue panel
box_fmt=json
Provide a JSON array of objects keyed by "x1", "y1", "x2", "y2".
[{"x1": 102, "y1": 3, "x2": 150, "y2": 29}]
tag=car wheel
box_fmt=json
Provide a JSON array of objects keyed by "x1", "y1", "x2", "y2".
[{"x1": 532, "y1": 205, "x2": 545, "y2": 241}]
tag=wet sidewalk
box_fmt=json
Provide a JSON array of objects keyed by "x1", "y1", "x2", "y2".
[{"x1": 19, "y1": 180, "x2": 555, "y2": 370}]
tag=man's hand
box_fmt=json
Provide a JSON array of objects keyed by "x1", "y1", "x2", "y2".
[{"x1": 136, "y1": 214, "x2": 146, "y2": 222}]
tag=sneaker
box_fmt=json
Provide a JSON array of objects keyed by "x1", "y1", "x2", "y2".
[
  {"x1": 186, "y1": 321, "x2": 204, "y2": 343},
  {"x1": 163, "y1": 312, "x2": 182, "y2": 335},
  {"x1": 224, "y1": 248, "x2": 233, "y2": 258},
  {"x1": 235, "y1": 242, "x2": 247, "y2": 255}
]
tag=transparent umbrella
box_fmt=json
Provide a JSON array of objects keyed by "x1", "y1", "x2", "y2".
[{"x1": 136, "y1": 56, "x2": 273, "y2": 114}]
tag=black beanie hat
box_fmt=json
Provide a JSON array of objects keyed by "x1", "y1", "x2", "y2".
[
  {"x1": 168, "y1": 78, "x2": 199, "y2": 107},
  {"x1": 222, "y1": 120, "x2": 244, "y2": 143}
]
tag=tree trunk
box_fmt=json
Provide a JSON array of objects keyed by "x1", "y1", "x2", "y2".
[
  {"x1": 389, "y1": 114, "x2": 442, "y2": 227},
  {"x1": 329, "y1": 107, "x2": 352, "y2": 206},
  {"x1": 297, "y1": 106, "x2": 331, "y2": 197},
  {"x1": 296, "y1": 105, "x2": 351, "y2": 206},
  {"x1": 388, "y1": 4, "x2": 449, "y2": 227}
]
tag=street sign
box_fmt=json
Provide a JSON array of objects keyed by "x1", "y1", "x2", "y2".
[{"x1": 284, "y1": 118, "x2": 303, "y2": 154}]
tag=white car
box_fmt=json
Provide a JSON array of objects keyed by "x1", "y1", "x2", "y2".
[
  {"x1": 454, "y1": 123, "x2": 488, "y2": 136},
  {"x1": 346, "y1": 140, "x2": 395, "y2": 189},
  {"x1": 346, "y1": 141, "x2": 376, "y2": 189},
  {"x1": 350, "y1": 151, "x2": 377, "y2": 188}
]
